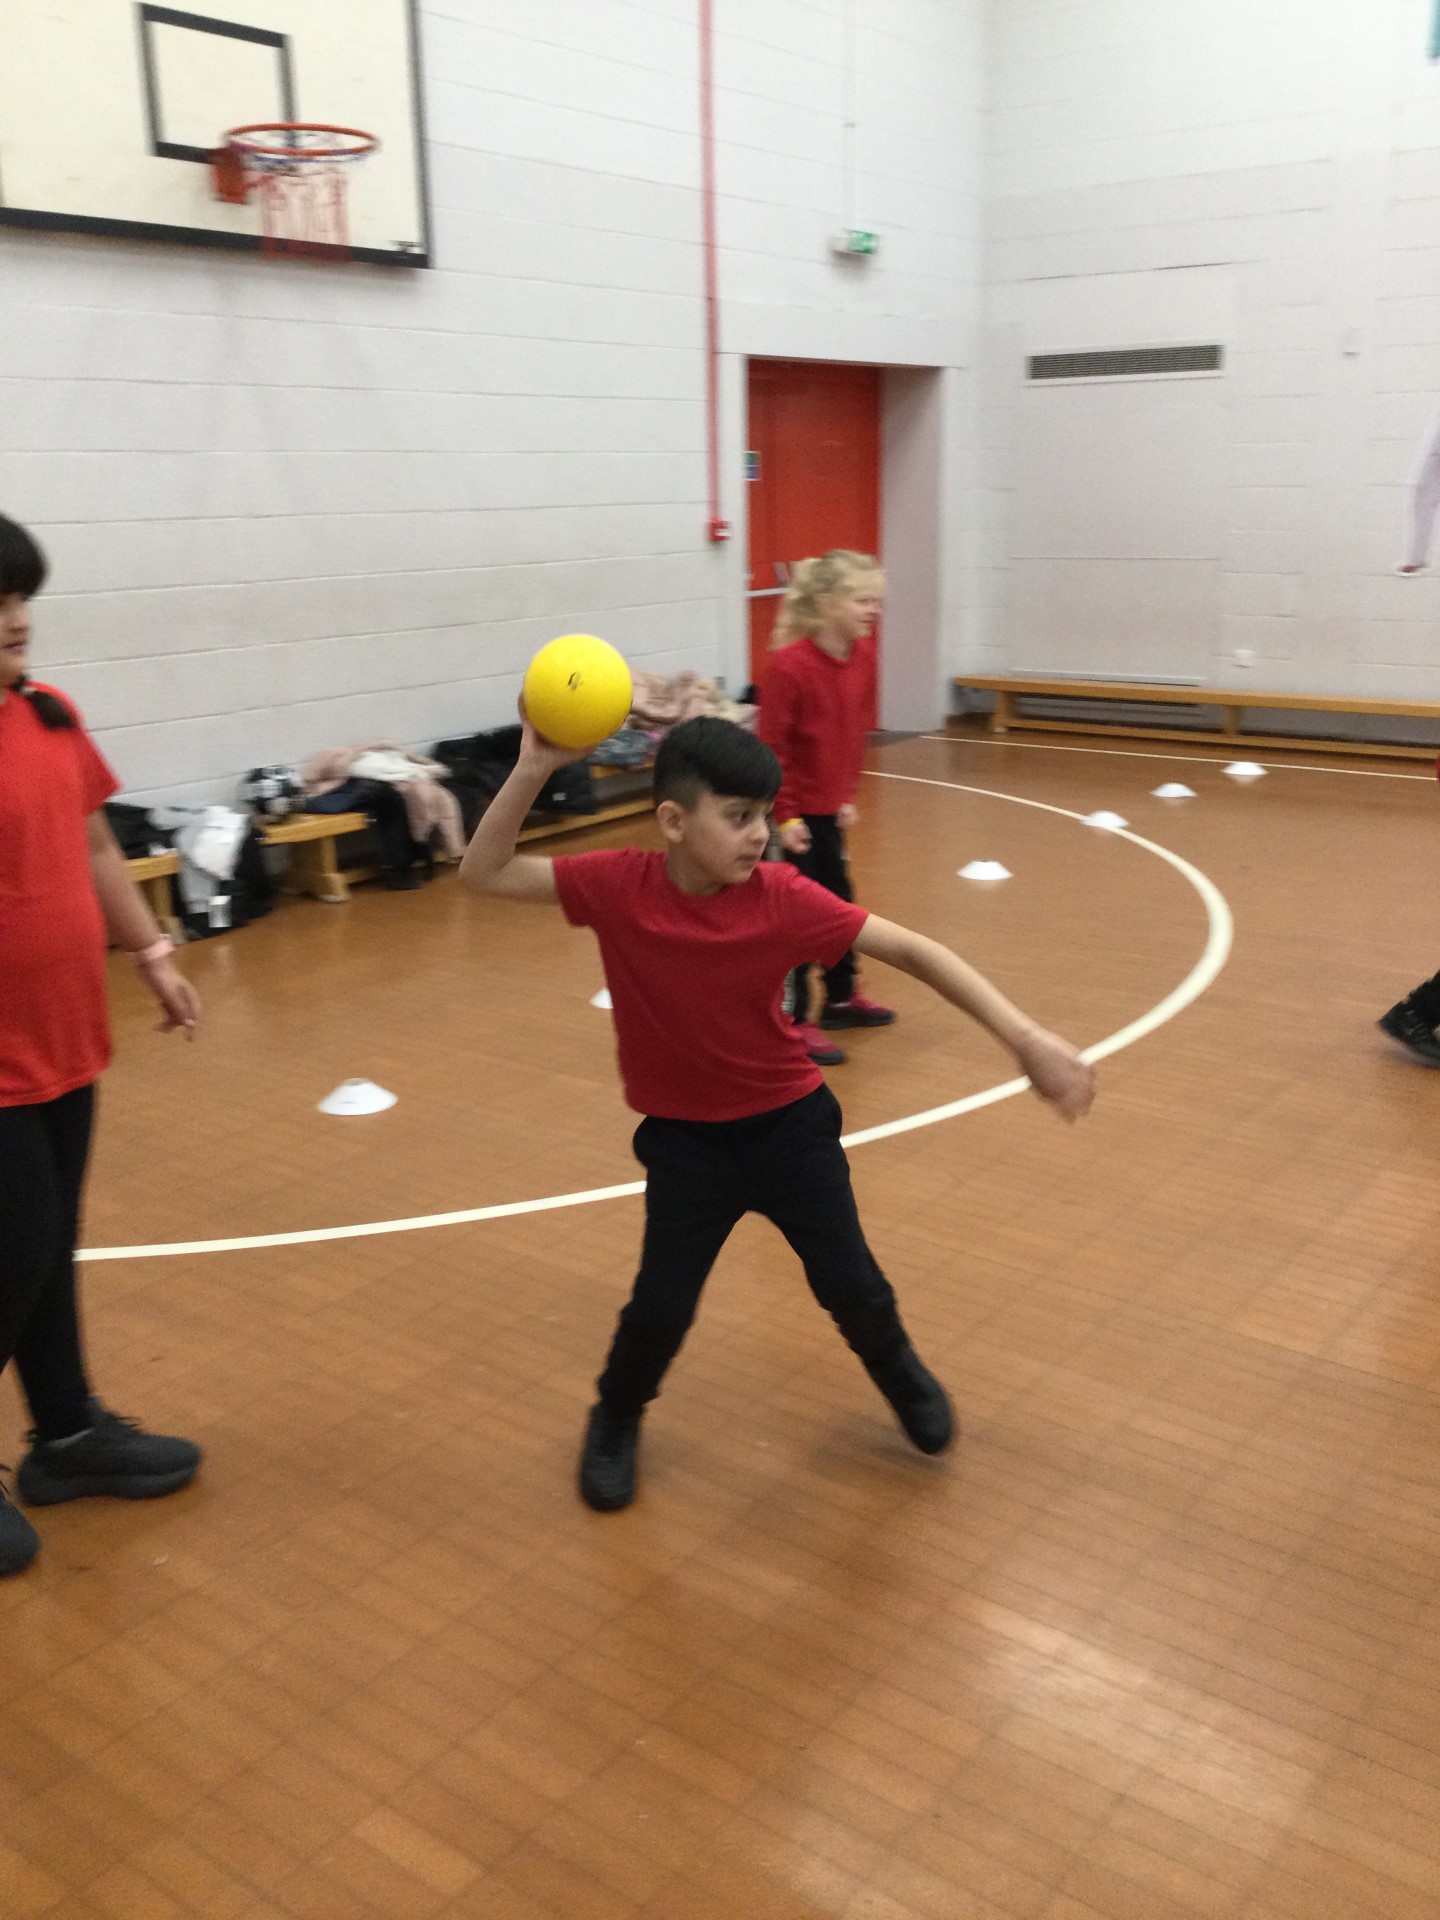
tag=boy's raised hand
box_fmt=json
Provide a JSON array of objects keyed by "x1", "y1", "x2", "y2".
[
  {"x1": 1014, "y1": 1027, "x2": 1096, "y2": 1121},
  {"x1": 517, "y1": 704, "x2": 588, "y2": 778}
]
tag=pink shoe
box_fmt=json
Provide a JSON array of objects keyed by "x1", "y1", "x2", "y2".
[
  {"x1": 795, "y1": 1021, "x2": 847, "y2": 1065},
  {"x1": 820, "y1": 995, "x2": 896, "y2": 1032}
]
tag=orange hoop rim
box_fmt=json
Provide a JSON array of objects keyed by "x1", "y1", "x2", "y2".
[{"x1": 222, "y1": 122, "x2": 379, "y2": 168}]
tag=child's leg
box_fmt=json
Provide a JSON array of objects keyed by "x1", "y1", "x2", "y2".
[
  {"x1": 2, "y1": 1086, "x2": 94, "y2": 1441},
  {"x1": 779, "y1": 831, "x2": 828, "y2": 1026},
  {"x1": 753, "y1": 1091, "x2": 904, "y2": 1362},
  {"x1": 753, "y1": 1088, "x2": 953, "y2": 1452},
  {"x1": 9, "y1": 1082, "x2": 203, "y2": 1508},
  {"x1": 803, "y1": 817, "x2": 858, "y2": 1009},
  {"x1": 786, "y1": 961, "x2": 814, "y2": 1027},
  {"x1": 595, "y1": 1119, "x2": 746, "y2": 1416},
  {"x1": 783, "y1": 817, "x2": 852, "y2": 1027}
]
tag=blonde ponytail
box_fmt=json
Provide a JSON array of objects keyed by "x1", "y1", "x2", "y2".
[{"x1": 770, "y1": 549, "x2": 880, "y2": 648}]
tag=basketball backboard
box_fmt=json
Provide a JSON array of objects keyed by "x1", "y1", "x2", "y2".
[{"x1": 0, "y1": 1, "x2": 429, "y2": 266}]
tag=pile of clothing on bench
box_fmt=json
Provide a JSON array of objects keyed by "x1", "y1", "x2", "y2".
[{"x1": 108, "y1": 668, "x2": 758, "y2": 923}]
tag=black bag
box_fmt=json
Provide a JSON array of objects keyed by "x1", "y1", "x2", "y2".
[
  {"x1": 433, "y1": 726, "x2": 598, "y2": 816},
  {"x1": 305, "y1": 778, "x2": 432, "y2": 887},
  {"x1": 104, "y1": 801, "x2": 173, "y2": 859}
]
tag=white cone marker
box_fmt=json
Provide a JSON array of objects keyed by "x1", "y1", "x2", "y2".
[
  {"x1": 1151, "y1": 783, "x2": 1195, "y2": 799},
  {"x1": 1082, "y1": 810, "x2": 1128, "y2": 831},
  {"x1": 958, "y1": 860, "x2": 1011, "y2": 881},
  {"x1": 318, "y1": 1078, "x2": 397, "y2": 1117},
  {"x1": 589, "y1": 989, "x2": 613, "y2": 1010},
  {"x1": 1225, "y1": 761, "x2": 1266, "y2": 780}
]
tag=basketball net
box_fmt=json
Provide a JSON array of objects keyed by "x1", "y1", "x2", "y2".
[
  {"x1": 254, "y1": 165, "x2": 350, "y2": 261},
  {"x1": 213, "y1": 125, "x2": 378, "y2": 263}
]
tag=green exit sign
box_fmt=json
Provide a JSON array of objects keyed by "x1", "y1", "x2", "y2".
[{"x1": 832, "y1": 228, "x2": 879, "y2": 257}]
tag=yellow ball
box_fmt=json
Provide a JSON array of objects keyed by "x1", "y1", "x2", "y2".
[{"x1": 523, "y1": 633, "x2": 633, "y2": 752}]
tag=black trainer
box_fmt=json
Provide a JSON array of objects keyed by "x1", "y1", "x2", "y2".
[
  {"x1": 578, "y1": 1403, "x2": 641, "y2": 1511},
  {"x1": 0, "y1": 1478, "x2": 40, "y2": 1577},
  {"x1": 1378, "y1": 1000, "x2": 1440, "y2": 1067},
  {"x1": 864, "y1": 1348, "x2": 956, "y2": 1454},
  {"x1": 819, "y1": 995, "x2": 897, "y2": 1032},
  {"x1": 17, "y1": 1402, "x2": 201, "y2": 1507}
]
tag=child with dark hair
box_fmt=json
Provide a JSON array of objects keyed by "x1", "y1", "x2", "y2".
[
  {"x1": 0, "y1": 514, "x2": 202, "y2": 1579},
  {"x1": 461, "y1": 712, "x2": 1095, "y2": 1513}
]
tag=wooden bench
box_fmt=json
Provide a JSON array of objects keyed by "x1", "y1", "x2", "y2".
[
  {"x1": 123, "y1": 849, "x2": 183, "y2": 935},
  {"x1": 953, "y1": 674, "x2": 1440, "y2": 762},
  {"x1": 256, "y1": 810, "x2": 372, "y2": 902},
  {"x1": 122, "y1": 770, "x2": 656, "y2": 921},
  {"x1": 123, "y1": 815, "x2": 373, "y2": 919}
]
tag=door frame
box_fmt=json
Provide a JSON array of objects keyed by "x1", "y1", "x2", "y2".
[{"x1": 720, "y1": 354, "x2": 955, "y2": 730}]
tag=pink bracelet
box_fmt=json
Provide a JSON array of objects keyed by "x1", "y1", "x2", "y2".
[{"x1": 131, "y1": 937, "x2": 174, "y2": 967}]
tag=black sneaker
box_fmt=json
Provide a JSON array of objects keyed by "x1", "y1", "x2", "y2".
[
  {"x1": 0, "y1": 1479, "x2": 40, "y2": 1576},
  {"x1": 864, "y1": 1349, "x2": 956, "y2": 1454},
  {"x1": 578, "y1": 1404, "x2": 641, "y2": 1511},
  {"x1": 820, "y1": 995, "x2": 897, "y2": 1031},
  {"x1": 1378, "y1": 1000, "x2": 1440, "y2": 1067},
  {"x1": 17, "y1": 1402, "x2": 201, "y2": 1507}
]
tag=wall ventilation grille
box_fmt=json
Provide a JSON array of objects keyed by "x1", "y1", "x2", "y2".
[{"x1": 1027, "y1": 345, "x2": 1223, "y2": 380}]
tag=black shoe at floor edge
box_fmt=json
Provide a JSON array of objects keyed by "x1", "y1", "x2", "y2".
[
  {"x1": 1378, "y1": 1000, "x2": 1440, "y2": 1067},
  {"x1": 819, "y1": 996, "x2": 898, "y2": 1031},
  {"x1": 863, "y1": 1348, "x2": 956, "y2": 1455},
  {"x1": 17, "y1": 1402, "x2": 202, "y2": 1507},
  {"x1": 0, "y1": 1478, "x2": 41, "y2": 1575},
  {"x1": 579, "y1": 1403, "x2": 642, "y2": 1511}
]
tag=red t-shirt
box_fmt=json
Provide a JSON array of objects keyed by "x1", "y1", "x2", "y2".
[
  {"x1": 0, "y1": 685, "x2": 119, "y2": 1106},
  {"x1": 756, "y1": 637, "x2": 876, "y2": 823},
  {"x1": 554, "y1": 848, "x2": 869, "y2": 1121}
]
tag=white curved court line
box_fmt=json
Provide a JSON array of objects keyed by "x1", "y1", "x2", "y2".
[{"x1": 80, "y1": 774, "x2": 1232, "y2": 1262}]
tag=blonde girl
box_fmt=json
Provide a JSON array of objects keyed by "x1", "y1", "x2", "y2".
[{"x1": 757, "y1": 550, "x2": 894, "y2": 1063}]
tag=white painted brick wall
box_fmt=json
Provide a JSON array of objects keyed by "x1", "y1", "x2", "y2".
[
  {"x1": 978, "y1": 0, "x2": 1440, "y2": 705},
  {"x1": 0, "y1": 0, "x2": 984, "y2": 802}
]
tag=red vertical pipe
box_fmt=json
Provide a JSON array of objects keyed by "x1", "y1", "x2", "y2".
[{"x1": 699, "y1": 0, "x2": 730, "y2": 542}]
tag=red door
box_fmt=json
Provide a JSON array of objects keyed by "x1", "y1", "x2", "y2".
[{"x1": 745, "y1": 359, "x2": 881, "y2": 692}]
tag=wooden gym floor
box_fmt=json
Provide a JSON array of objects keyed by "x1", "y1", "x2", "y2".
[{"x1": 3, "y1": 728, "x2": 1439, "y2": 1920}]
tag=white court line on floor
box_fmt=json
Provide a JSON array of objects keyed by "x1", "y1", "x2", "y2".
[
  {"x1": 80, "y1": 774, "x2": 1233, "y2": 1262},
  {"x1": 926, "y1": 734, "x2": 1436, "y2": 780}
]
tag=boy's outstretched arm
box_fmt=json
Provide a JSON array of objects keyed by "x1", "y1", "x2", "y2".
[
  {"x1": 853, "y1": 914, "x2": 1096, "y2": 1120},
  {"x1": 458, "y1": 718, "x2": 580, "y2": 904}
]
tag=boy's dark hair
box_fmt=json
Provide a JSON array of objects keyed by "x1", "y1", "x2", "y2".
[
  {"x1": 653, "y1": 716, "x2": 782, "y2": 809},
  {"x1": 0, "y1": 513, "x2": 72, "y2": 731}
]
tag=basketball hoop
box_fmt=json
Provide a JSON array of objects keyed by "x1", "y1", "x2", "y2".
[{"x1": 212, "y1": 123, "x2": 379, "y2": 261}]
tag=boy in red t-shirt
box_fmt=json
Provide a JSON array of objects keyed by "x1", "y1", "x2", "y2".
[{"x1": 461, "y1": 715, "x2": 1095, "y2": 1512}]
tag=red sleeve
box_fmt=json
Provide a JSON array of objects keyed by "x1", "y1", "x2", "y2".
[
  {"x1": 75, "y1": 728, "x2": 120, "y2": 815},
  {"x1": 755, "y1": 654, "x2": 802, "y2": 823},
  {"x1": 770, "y1": 863, "x2": 868, "y2": 968},
  {"x1": 40, "y1": 690, "x2": 120, "y2": 813},
  {"x1": 553, "y1": 848, "x2": 630, "y2": 929}
]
